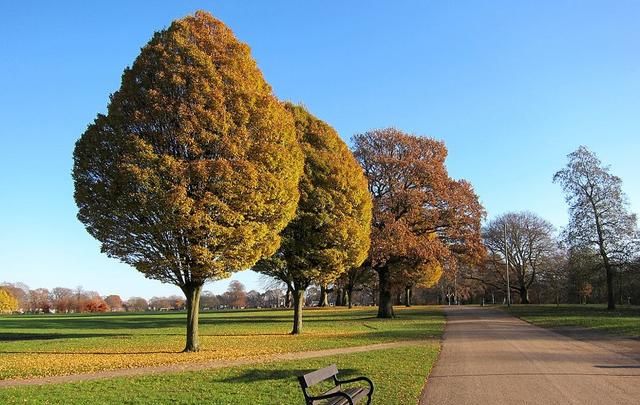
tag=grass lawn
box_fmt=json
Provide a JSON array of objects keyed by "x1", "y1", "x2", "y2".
[
  {"x1": 0, "y1": 306, "x2": 443, "y2": 380},
  {"x1": 0, "y1": 340, "x2": 439, "y2": 404},
  {"x1": 507, "y1": 304, "x2": 640, "y2": 337}
]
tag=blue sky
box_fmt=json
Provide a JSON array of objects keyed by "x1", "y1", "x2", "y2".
[{"x1": 1, "y1": 1, "x2": 638, "y2": 299}]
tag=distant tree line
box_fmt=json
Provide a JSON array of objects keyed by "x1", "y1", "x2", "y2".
[{"x1": 0, "y1": 280, "x2": 306, "y2": 314}]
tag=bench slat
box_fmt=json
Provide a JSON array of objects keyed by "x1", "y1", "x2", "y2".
[{"x1": 302, "y1": 364, "x2": 339, "y2": 387}]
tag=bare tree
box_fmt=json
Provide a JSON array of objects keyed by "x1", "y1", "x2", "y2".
[
  {"x1": 125, "y1": 297, "x2": 148, "y2": 312},
  {"x1": 554, "y1": 146, "x2": 639, "y2": 309},
  {"x1": 483, "y1": 212, "x2": 557, "y2": 304}
]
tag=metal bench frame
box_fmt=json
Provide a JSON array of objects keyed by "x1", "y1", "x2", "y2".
[{"x1": 298, "y1": 364, "x2": 374, "y2": 405}]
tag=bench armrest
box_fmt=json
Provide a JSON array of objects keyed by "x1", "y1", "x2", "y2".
[
  {"x1": 307, "y1": 391, "x2": 354, "y2": 405},
  {"x1": 335, "y1": 376, "x2": 375, "y2": 397}
]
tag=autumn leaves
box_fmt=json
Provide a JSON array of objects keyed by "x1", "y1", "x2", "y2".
[{"x1": 73, "y1": 11, "x2": 484, "y2": 350}]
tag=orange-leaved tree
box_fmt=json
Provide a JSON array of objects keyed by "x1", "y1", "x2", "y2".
[
  {"x1": 353, "y1": 128, "x2": 485, "y2": 318},
  {"x1": 73, "y1": 11, "x2": 303, "y2": 351},
  {"x1": 254, "y1": 104, "x2": 372, "y2": 334}
]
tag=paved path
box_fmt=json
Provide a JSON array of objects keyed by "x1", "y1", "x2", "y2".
[
  {"x1": 0, "y1": 339, "x2": 429, "y2": 388},
  {"x1": 421, "y1": 306, "x2": 640, "y2": 405}
]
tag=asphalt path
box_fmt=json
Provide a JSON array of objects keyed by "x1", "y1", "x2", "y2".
[{"x1": 420, "y1": 306, "x2": 640, "y2": 405}]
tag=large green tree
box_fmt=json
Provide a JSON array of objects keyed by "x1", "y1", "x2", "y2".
[
  {"x1": 73, "y1": 11, "x2": 303, "y2": 351},
  {"x1": 254, "y1": 104, "x2": 372, "y2": 334},
  {"x1": 353, "y1": 128, "x2": 485, "y2": 318}
]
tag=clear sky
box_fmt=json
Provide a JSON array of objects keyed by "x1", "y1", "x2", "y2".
[{"x1": 1, "y1": 0, "x2": 638, "y2": 299}]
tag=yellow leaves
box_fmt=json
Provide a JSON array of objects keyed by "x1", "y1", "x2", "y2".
[
  {"x1": 73, "y1": 10, "x2": 304, "y2": 286},
  {"x1": 0, "y1": 289, "x2": 18, "y2": 313},
  {"x1": 256, "y1": 104, "x2": 371, "y2": 285},
  {"x1": 0, "y1": 307, "x2": 440, "y2": 381}
]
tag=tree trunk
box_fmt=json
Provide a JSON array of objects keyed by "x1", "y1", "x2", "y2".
[
  {"x1": 336, "y1": 288, "x2": 344, "y2": 306},
  {"x1": 347, "y1": 285, "x2": 354, "y2": 309},
  {"x1": 291, "y1": 288, "x2": 305, "y2": 335},
  {"x1": 285, "y1": 284, "x2": 292, "y2": 308},
  {"x1": 520, "y1": 286, "x2": 530, "y2": 304},
  {"x1": 376, "y1": 267, "x2": 394, "y2": 318},
  {"x1": 405, "y1": 286, "x2": 412, "y2": 307},
  {"x1": 605, "y1": 262, "x2": 615, "y2": 310},
  {"x1": 182, "y1": 282, "x2": 203, "y2": 352},
  {"x1": 319, "y1": 284, "x2": 329, "y2": 307}
]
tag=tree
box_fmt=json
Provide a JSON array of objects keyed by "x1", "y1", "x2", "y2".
[
  {"x1": 225, "y1": 280, "x2": 247, "y2": 308},
  {"x1": 0, "y1": 288, "x2": 19, "y2": 313},
  {"x1": 245, "y1": 290, "x2": 263, "y2": 308},
  {"x1": 254, "y1": 104, "x2": 372, "y2": 334},
  {"x1": 85, "y1": 297, "x2": 109, "y2": 312},
  {"x1": 394, "y1": 261, "x2": 443, "y2": 307},
  {"x1": 483, "y1": 212, "x2": 557, "y2": 304},
  {"x1": 554, "y1": 146, "x2": 639, "y2": 310},
  {"x1": 104, "y1": 295, "x2": 124, "y2": 311},
  {"x1": 126, "y1": 297, "x2": 148, "y2": 312},
  {"x1": 51, "y1": 287, "x2": 74, "y2": 313},
  {"x1": 28, "y1": 288, "x2": 51, "y2": 313},
  {"x1": 1, "y1": 283, "x2": 29, "y2": 311},
  {"x1": 353, "y1": 128, "x2": 484, "y2": 318},
  {"x1": 339, "y1": 268, "x2": 369, "y2": 309},
  {"x1": 73, "y1": 11, "x2": 303, "y2": 351},
  {"x1": 199, "y1": 291, "x2": 219, "y2": 310}
]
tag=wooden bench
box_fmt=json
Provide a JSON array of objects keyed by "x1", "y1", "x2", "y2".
[{"x1": 298, "y1": 364, "x2": 374, "y2": 405}]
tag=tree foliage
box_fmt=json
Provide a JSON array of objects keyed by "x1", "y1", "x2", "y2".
[
  {"x1": 73, "y1": 11, "x2": 303, "y2": 351},
  {"x1": 0, "y1": 288, "x2": 19, "y2": 313},
  {"x1": 254, "y1": 104, "x2": 372, "y2": 333},
  {"x1": 554, "y1": 146, "x2": 639, "y2": 309},
  {"x1": 353, "y1": 128, "x2": 484, "y2": 317}
]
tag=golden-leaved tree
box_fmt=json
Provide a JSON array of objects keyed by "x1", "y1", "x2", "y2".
[
  {"x1": 73, "y1": 11, "x2": 303, "y2": 351},
  {"x1": 0, "y1": 288, "x2": 18, "y2": 313},
  {"x1": 254, "y1": 104, "x2": 372, "y2": 334},
  {"x1": 353, "y1": 128, "x2": 485, "y2": 318}
]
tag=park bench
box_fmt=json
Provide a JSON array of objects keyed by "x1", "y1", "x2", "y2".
[{"x1": 298, "y1": 364, "x2": 374, "y2": 405}]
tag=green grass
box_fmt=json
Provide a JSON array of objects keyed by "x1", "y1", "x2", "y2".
[
  {"x1": 507, "y1": 304, "x2": 640, "y2": 337},
  {"x1": 0, "y1": 341, "x2": 440, "y2": 404},
  {"x1": 0, "y1": 306, "x2": 444, "y2": 379}
]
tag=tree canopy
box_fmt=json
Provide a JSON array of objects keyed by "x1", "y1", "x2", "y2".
[
  {"x1": 353, "y1": 128, "x2": 484, "y2": 317},
  {"x1": 73, "y1": 11, "x2": 303, "y2": 350},
  {"x1": 554, "y1": 146, "x2": 639, "y2": 309},
  {"x1": 482, "y1": 211, "x2": 557, "y2": 304},
  {"x1": 0, "y1": 288, "x2": 18, "y2": 313},
  {"x1": 254, "y1": 104, "x2": 372, "y2": 333}
]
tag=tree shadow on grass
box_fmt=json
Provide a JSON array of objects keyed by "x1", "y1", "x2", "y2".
[{"x1": 217, "y1": 368, "x2": 359, "y2": 383}]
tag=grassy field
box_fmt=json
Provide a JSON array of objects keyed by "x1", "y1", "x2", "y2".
[
  {"x1": 0, "y1": 306, "x2": 443, "y2": 380},
  {"x1": 0, "y1": 341, "x2": 439, "y2": 404},
  {"x1": 507, "y1": 304, "x2": 640, "y2": 337}
]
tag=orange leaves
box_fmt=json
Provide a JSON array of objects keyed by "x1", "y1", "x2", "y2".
[{"x1": 353, "y1": 128, "x2": 485, "y2": 285}]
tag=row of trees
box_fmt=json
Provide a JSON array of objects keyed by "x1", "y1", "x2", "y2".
[
  {"x1": 72, "y1": 10, "x2": 637, "y2": 355},
  {"x1": 458, "y1": 147, "x2": 639, "y2": 309},
  {"x1": 0, "y1": 283, "x2": 111, "y2": 313},
  {"x1": 73, "y1": 11, "x2": 484, "y2": 351},
  {"x1": 0, "y1": 280, "x2": 292, "y2": 313}
]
